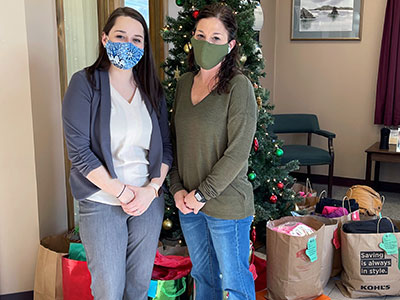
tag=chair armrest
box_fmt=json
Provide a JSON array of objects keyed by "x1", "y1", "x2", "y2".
[{"x1": 314, "y1": 129, "x2": 336, "y2": 139}]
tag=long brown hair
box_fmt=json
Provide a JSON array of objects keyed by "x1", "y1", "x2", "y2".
[
  {"x1": 188, "y1": 3, "x2": 240, "y2": 94},
  {"x1": 85, "y1": 7, "x2": 163, "y2": 114}
]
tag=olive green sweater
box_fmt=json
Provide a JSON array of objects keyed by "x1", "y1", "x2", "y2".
[{"x1": 169, "y1": 72, "x2": 257, "y2": 219}]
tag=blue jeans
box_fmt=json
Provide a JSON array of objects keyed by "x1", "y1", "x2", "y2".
[
  {"x1": 79, "y1": 196, "x2": 164, "y2": 300},
  {"x1": 179, "y1": 212, "x2": 255, "y2": 300}
]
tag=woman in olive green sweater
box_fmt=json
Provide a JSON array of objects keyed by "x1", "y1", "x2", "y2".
[{"x1": 169, "y1": 4, "x2": 257, "y2": 300}]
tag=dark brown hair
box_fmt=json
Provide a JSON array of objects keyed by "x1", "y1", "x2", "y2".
[
  {"x1": 85, "y1": 7, "x2": 163, "y2": 114},
  {"x1": 188, "y1": 3, "x2": 240, "y2": 94}
]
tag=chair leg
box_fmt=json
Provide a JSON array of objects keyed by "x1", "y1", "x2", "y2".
[
  {"x1": 328, "y1": 162, "x2": 334, "y2": 198},
  {"x1": 307, "y1": 165, "x2": 311, "y2": 178}
]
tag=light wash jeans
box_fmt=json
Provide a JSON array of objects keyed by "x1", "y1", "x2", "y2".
[
  {"x1": 79, "y1": 196, "x2": 164, "y2": 300},
  {"x1": 179, "y1": 211, "x2": 255, "y2": 300}
]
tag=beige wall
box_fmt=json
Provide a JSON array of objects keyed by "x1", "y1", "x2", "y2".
[
  {"x1": 25, "y1": 0, "x2": 68, "y2": 239},
  {"x1": 0, "y1": 0, "x2": 68, "y2": 295},
  {"x1": 0, "y1": 0, "x2": 40, "y2": 294},
  {"x1": 260, "y1": 0, "x2": 399, "y2": 182},
  {"x1": 260, "y1": 0, "x2": 277, "y2": 103}
]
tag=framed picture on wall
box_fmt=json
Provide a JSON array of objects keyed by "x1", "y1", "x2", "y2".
[{"x1": 291, "y1": 0, "x2": 363, "y2": 40}]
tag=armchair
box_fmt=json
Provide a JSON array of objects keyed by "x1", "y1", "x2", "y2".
[{"x1": 271, "y1": 114, "x2": 336, "y2": 197}]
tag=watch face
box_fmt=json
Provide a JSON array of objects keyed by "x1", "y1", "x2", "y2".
[{"x1": 195, "y1": 191, "x2": 206, "y2": 203}]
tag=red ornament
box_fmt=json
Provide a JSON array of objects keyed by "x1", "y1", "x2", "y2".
[
  {"x1": 277, "y1": 182, "x2": 284, "y2": 189},
  {"x1": 192, "y1": 10, "x2": 199, "y2": 19},
  {"x1": 251, "y1": 226, "x2": 256, "y2": 243},
  {"x1": 270, "y1": 195, "x2": 278, "y2": 203},
  {"x1": 253, "y1": 137, "x2": 259, "y2": 151}
]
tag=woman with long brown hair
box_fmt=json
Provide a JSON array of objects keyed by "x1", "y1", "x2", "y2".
[
  {"x1": 62, "y1": 7, "x2": 172, "y2": 299},
  {"x1": 169, "y1": 4, "x2": 257, "y2": 299}
]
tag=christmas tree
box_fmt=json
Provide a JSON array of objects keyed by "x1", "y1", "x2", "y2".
[{"x1": 160, "y1": 0, "x2": 301, "y2": 243}]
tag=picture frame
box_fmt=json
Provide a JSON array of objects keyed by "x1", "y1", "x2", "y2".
[{"x1": 291, "y1": 0, "x2": 363, "y2": 40}]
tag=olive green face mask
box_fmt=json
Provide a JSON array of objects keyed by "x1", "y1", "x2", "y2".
[{"x1": 191, "y1": 37, "x2": 230, "y2": 70}]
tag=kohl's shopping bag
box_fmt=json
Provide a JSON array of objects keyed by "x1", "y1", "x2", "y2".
[
  {"x1": 62, "y1": 243, "x2": 93, "y2": 300},
  {"x1": 316, "y1": 194, "x2": 361, "y2": 277},
  {"x1": 330, "y1": 206, "x2": 360, "y2": 277},
  {"x1": 336, "y1": 217, "x2": 400, "y2": 298},
  {"x1": 266, "y1": 216, "x2": 325, "y2": 300},
  {"x1": 307, "y1": 216, "x2": 338, "y2": 288}
]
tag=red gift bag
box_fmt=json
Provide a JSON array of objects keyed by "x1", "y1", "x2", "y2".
[
  {"x1": 62, "y1": 256, "x2": 94, "y2": 300},
  {"x1": 152, "y1": 250, "x2": 192, "y2": 280},
  {"x1": 254, "y1": 255, "x2": 267, "y2": 292}
]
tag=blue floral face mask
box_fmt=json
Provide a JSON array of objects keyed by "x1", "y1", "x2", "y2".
[{"x1": 105, "y1": 39, "x2": 144, "y2": 70}]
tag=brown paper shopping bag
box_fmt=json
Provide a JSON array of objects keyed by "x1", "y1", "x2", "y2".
[
  {"x1": 336, "y1": 218, "x2": 400, "y2": 298},
  {"x1": 34, "y1": 235, "x2": 70, "y2": 300},
  {"x1": 266, "y1": 216, "x2": 325, "y2": 300},
  {"x1": 307, "y1": 216, "x2": 338, "y2": 288},
  {"x1": 318, "y1": 196, "x2": 361, "y2": 277}
]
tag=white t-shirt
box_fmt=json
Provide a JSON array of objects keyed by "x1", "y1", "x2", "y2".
[{"x1": 87, "y1": 83, "x2": 153, "y2": 205}]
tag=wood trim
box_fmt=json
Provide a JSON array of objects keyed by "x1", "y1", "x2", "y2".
[
  {"x1": 55, "y1": 0, "x2": 74, "y2": 229},
  {"x1": 55, "y1": 0, "x2": 67, "y2": 98},
  {"x1": 97, "y1": 0, "x2": 123, "y2": 35},
  {"x1": 292, "y1": 172, "x2": 400, "y2": 193},
  {"x1": 149, "y1": 0, "x2": 165, "y2": 80}
]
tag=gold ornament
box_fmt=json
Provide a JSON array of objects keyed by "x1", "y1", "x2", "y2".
[
  {"x1": 162, "y1": 219, "x2": 173, "y2": 230},
  {"x1": 240, "y1": 54, "x2": 247, "y2": 64},
  {"x1": 183, "y1": 42, "x2": 192, "y2": 54},
  {"x1": 174, "y1": 66, "x2": 181, "y2": 79},
  {"x1": 162, "y1": 25, "x2": 170, "y2": 32},
  {"x1": 256, "y1": 96, "x2": 262, "y2": 109}
]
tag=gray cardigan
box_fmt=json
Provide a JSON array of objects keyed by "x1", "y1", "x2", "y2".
[{"x1": 62, "y1": 69, "x2": 173, "y2": 200}]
